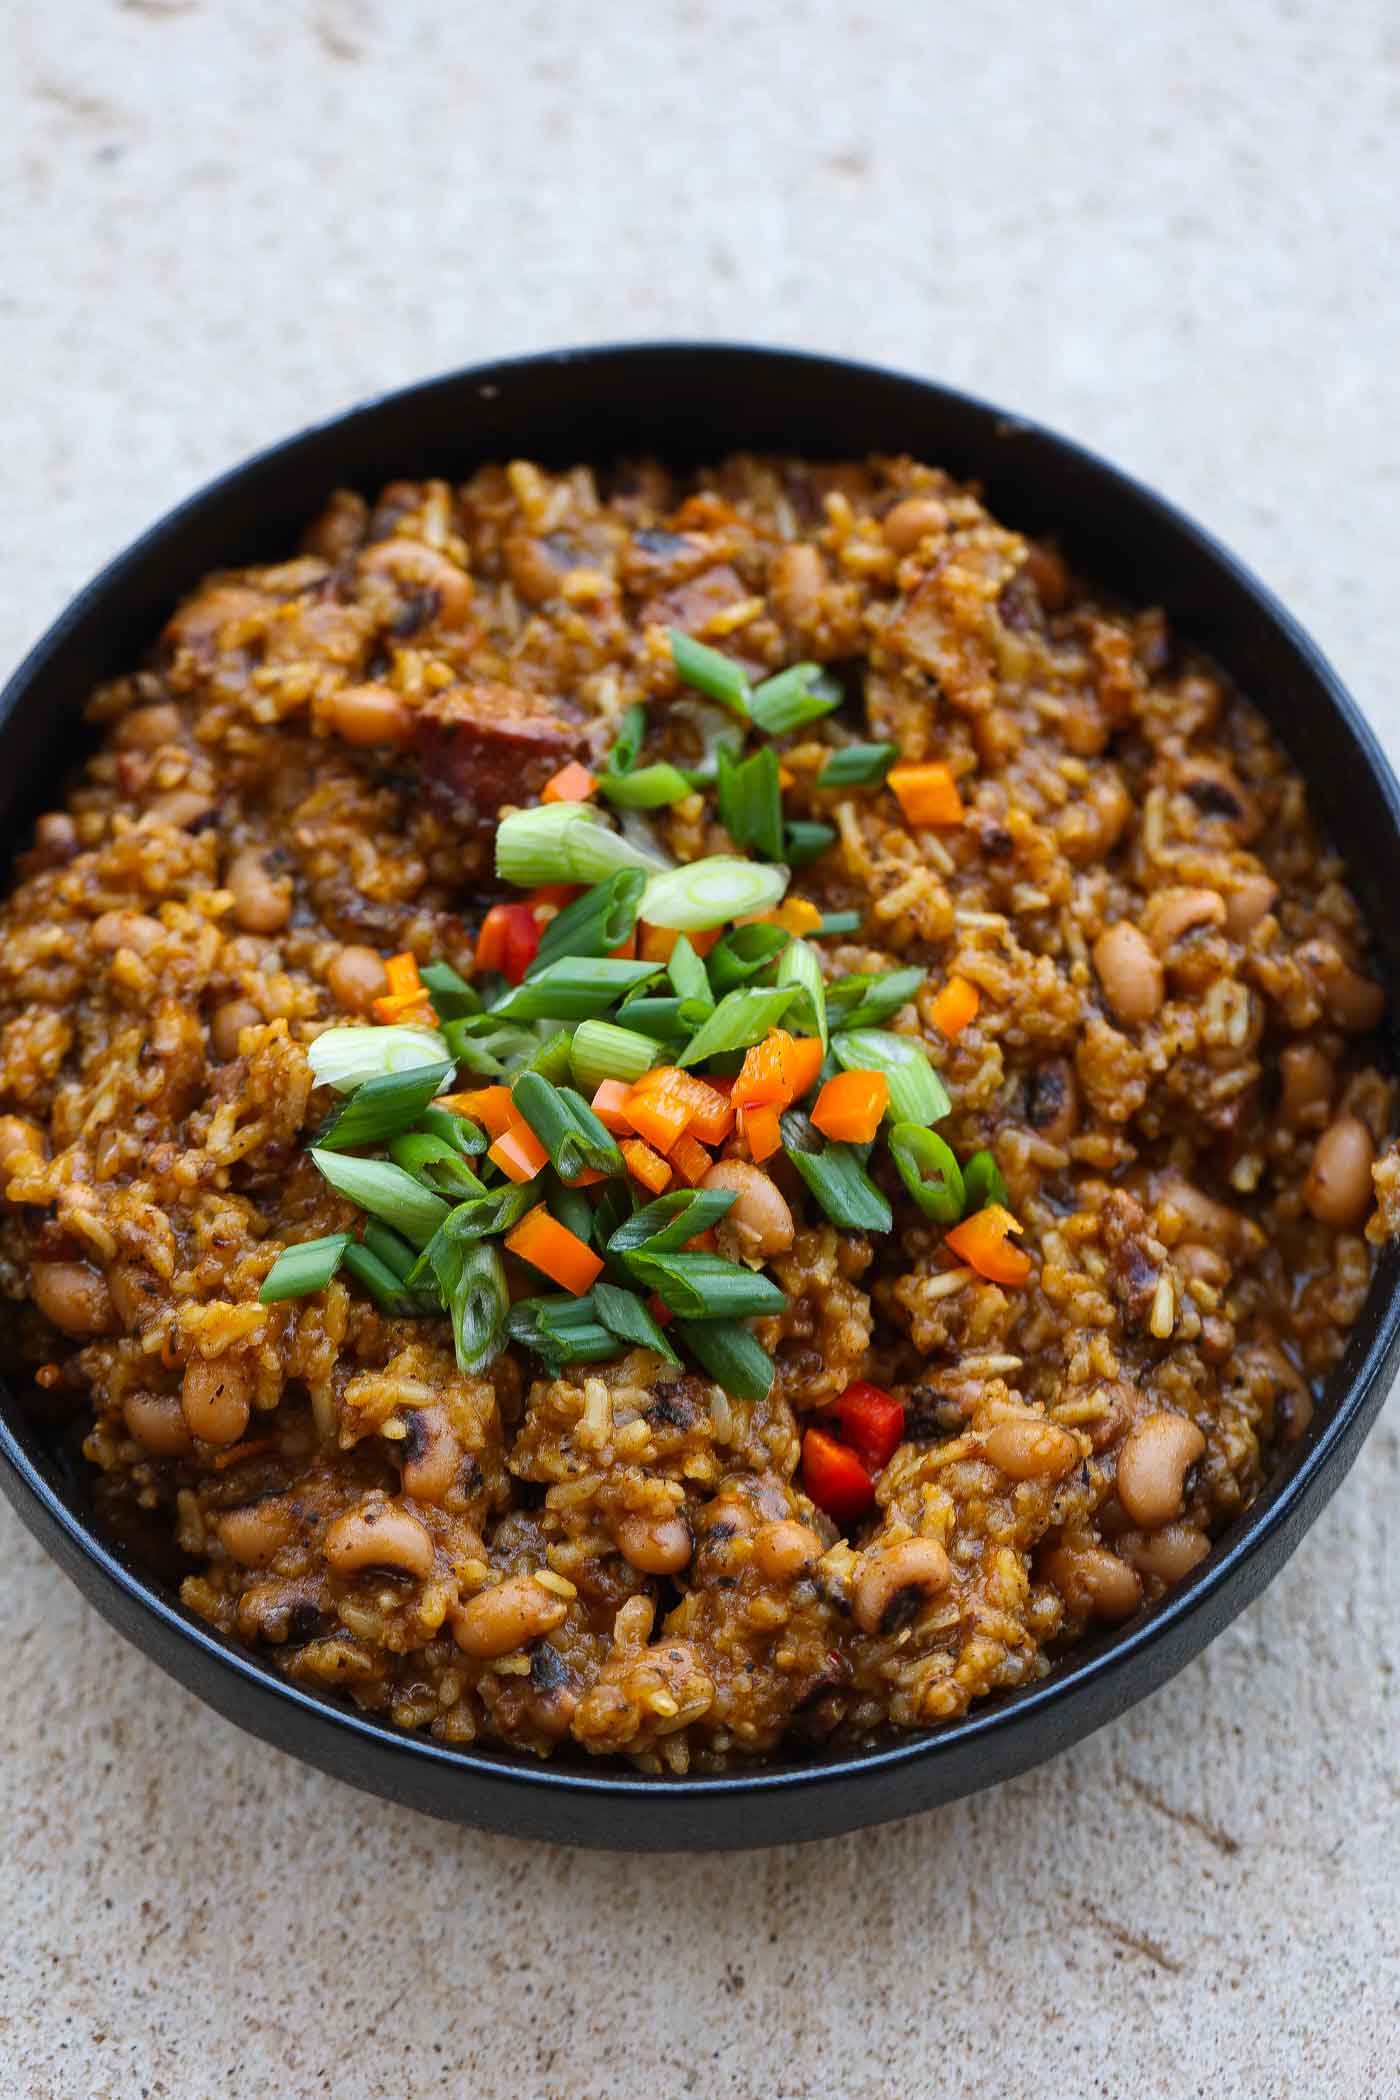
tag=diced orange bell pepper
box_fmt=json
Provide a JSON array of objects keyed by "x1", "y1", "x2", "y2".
[
  {"x1": 638, "y1": 922, "x2": 679, "y2": 965},
  {"x1": 732, "y1": 1029, "x2": 823, "y2": 1113},
  {"x1": 609, "y1": 928, "x2": 639, "y2": 960},
  {"x1": 742, "y1": 1103, "x2": 783, "y2": 1162},
  {"x1": 540, "y1": 762, "x2": 597, "y2": 804},
  {"x1": 373, "y1": 951, "x2": 432, "y2": 1024},
  {"x1": 622, "y1": 1085, "x2": 691, "y2": 1156},
  {"x1": 441, "y1": 1085, "x2": 516, "y2": 1138},
  {"x1": 526, "y1": 883, "x2": 583, "y2": 913},
  {"x1": 944, "y1": 1203, "x2": 1032, "y2": 1285},
  {"x1": 888, "y1": 762, "x2": 965, "y2": 828},
  {"x1": 930, "y1": 976, "x2": 980, "y2": 1038},
  {"x1": 743, "y1": 897, "x2": 823, "y2": 937},
  {"x1": 620, "y1": 1136, "x2": 673, "y2": 1193},
  {"x1": 629, "y1": 1066, "x2": 733, "y2": 1144},
  {"x1": 684, "y1": 1228, "x2": 719, "y2": 1253},
  {"x1": 488, "y1": 1121, "x2": 550, "y2": 1184},
  {"x1": 590, "y1": 1080, "x2": 635, "y2": 1134},
  {"x1": 504, "y1": 1203, "x2": 603, "y2": 1292},
  {"x1": 811, "y1": 1069, "x2": 890, "y2": 1144},
  {"x1": 670, "y1": 1132, "x2": 714, "y2": 1187},
  {"x1": 781, "y1": 1035, "x2": 825, "y2": 1101}
]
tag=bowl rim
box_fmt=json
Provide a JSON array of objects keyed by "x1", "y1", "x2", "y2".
[{"x1": 3, "y1": 337, "x2": 1399, "y2": 1813}]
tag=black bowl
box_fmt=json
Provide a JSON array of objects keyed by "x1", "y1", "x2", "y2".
[{"x1": 3, "y1": 344, "x2": 1398, "y2": 1850}]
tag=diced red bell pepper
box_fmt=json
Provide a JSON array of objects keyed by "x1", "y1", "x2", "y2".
[
  {"x1": 802, "y1": 1427, "x2": 874, "y2": 1524},
  {"x1": 834, "y1": 1381, "x2": 906, "y2": 1472},
  {"x1": 475, "y1": 902, "x2": 541, "y2": 984}
]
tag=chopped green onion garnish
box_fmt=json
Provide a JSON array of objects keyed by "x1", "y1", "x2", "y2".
[
  {"x1": 307, "y1": 1023, "x2": 450, "y2": 1094},
  {"x1": 639, "y1": 854, "x2": 790, "y2": 932},
  {"x1": 749, "y1": 662, "x2": 842, "y2": 737},
  {"x1": 597, "y1": 763, "x2": 693, "y2": 810},
  {"x1": 259, "y1": 1233, "x2": 351, "y2": 1304},
  {"x1": 666, "y1": 934, "x2": 715, "y2": 1016},
  {"x1": 674, "y1": 1317, "x2": 774, "y2": 1402},
  {"x1": 343, "y1": 1240, "x2": 417, "y2": 1316},
  {"x1": 442, "y1": 1014, "x2": 543, "y2": 1079},
  {"x1": 387, "y1": 1131, "x2": 488, "y2": 1197},
  {"x1": 508, "y1": 1297, "x2": 619, "y2": 1368},
  {"x1": 888, "y1": 1122, "x2": 965, "y2": 1223},
  {"x1": 608, "y1": 997, "x2": 691, "y2": 1042},
  {"x1": 816, "y1": 742, "x2": 899, "y2": 789},
  {"x1": 705, "y1": 922, "x2": 791, "y2": 997},
  {"x1": 403, "y1": 1189, "x2": 536, "y2": 1292},
  {"x1": 826, "y1": 966, "x2": 927, "y2": 1030},
  {"x1": 678, "y1": 985, "x2": 798, "y2": 1067},
  {"x1": 779, "y1": 1111, "x2": 892, "y2": 1232},
  {"x1": 816, "y1": 910, "x2": 861, "y2": 937},
  {"x1": 605, "y1": 702, "x2": 647, "y2": 776},
  {"x1": 495, "y1": 802, "x2": 668, "y2": 886},
  {"x1": 523, "y1": 1028, "x2": 574, "y2": 1086},
  {"x1": 669, "y1": 629, "x2": 751, "y2": 716},
  {"x1": 592, "y1": 1281, "x2": 679, "y2": 1365},
  {"x1": 418, "y1": 1104, "x2": 488, "y2": 1156},
  {"x1": 775, "y1": 937, "x2": 828, "y2": 1050},
  {"x1": 543, "y1": 1167, "x2": 595, "y2": 1245},
  {"x1": 315, "y1": 1061, "x2": 455, "y2": 1152},
  {"x1": 419, "y1": 961, "x2": 482, "y2": 1022},
  {"x1": 606, "y1": 1186, "x2": 737, "y2": 1258},
  {"x1": 569, "y1": 1019, "x2": 660, "y2": 1091},
  {"x1": 361, "y1": 1220, "x2": 418, "y2": 1281},
  {"x1": 833, "y1": 1029, "x2": 950, "y2": 1125},
  {"x1": 309, "y1": 1148, "x2": 452, "y2": 1248},
  {"x1": 433, "y1": 1237, "x2": 509, "y2": 1373},
  {"x1": 489, "y1": 957, "x2": 661, "y2": 1022},
  {"x1": 531, "y1": 871, "x2": 646, "y2": 975},
  {"x1": 784, "y1": 820, "x2": 837, "y2": 869},
  {"x1": 716, "y1": 745, "x2": 784, "y2": 860},
  {"x1": 510, "y1": 1071, "x2": 625, "y2": 1181},
  {"x1": 962, "y1": 1149, "x2": 1010, "y2": 1214},
  {"x1": 625, "y1": 1250, "x2": 787, "y2": 1321}
]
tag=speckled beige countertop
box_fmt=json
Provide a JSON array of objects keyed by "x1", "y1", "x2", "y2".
[{"x1": 3, "y1": 3, "x2": 1398, "y2": 2094}]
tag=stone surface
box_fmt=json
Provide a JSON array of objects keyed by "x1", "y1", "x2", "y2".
[{"x1": 2, "y1": 2, "x2": 1398, "y2": 2094}]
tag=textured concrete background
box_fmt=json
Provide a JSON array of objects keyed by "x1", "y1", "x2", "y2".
[{"x1": 3, "y1": 3, "x2": 1398, "y2": 2095}]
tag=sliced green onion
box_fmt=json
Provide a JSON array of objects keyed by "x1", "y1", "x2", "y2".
[
  {"x1": 592, "y1": 1281, "x2": 680, "y2": 1365},
  {"x1": 343, "y1": 1240, "x2": 417, "y2": 1316},
  {"x1": 678, "y1": 985, "x2": 798, "y2": 1067},
  {"x1": 639, "y1": 855, "x2": 789, "y2": 932},
  {"x1": 308, "y1": 1023, "x2": 450, "y2": 1094},
  {"x1": 669, "y1": 629, "x2": 751, "y2": 716},
  {"x1": 749, "y1": 662, "x2": 842, "y2": 736},
  {"x1": 434, "y1": 1237, "x2": 509, "y2": 1373},
  {"x1": 674, "y1": 1318, "x2": 774, "y2": 1402},
  {"x1": 672, "y1": 696, "x2": 745, "y2": 783},
  {"x1": 524, "y1": 1028, "x2": 573, "y2": 1086},
  {"x1": 315, "y1": 1061, "x2": 455, "y2": 1152},
  {"x1": 775, "y1": 937, "x2": 828, "y2": 1049},
  {"x1": 816, "y1": 910, "x2": 861, "y2": 937},
  {"x1": 508, "y1": 1296, "x2": 619, "y2": 1368},
  {"x1": 716, "y1": 745, "x2": 784, "y2": 860},
  {"x1": 705, "y1": 922, "x2": 791, "y2": 997},
  {"x1": 442, "y1": 1014, "x2": 543, "y2": 1079},
  {"x1": 605, "y1": 703, "x2": 647, "y2": 776},
  {"x1": 495, "y1": 802, "x2": 668, "y2": 887},
  {"x1": 531, "y1": 870, "x2": 646, "y2": 975},
  {"x1": 607, "y1": 1186, "x2": 737, "y2": 1258},
  {"x1": 626, "y1": 1251, "x2": 787, "y2": 1321},
  {"x1": 543, "y1": 1168, "x2": 595, "y2": 1246},
  {"x1": 816, "y1": 742, "x2": 898, "y2": 789},
  {"x1": 784, "y1": 819, "x2": 837, "y2": 869},
  {"x1": 826, "y1": 967, "x2": 927, "y2": 1030},
  {"x1": 588, "y1": 1182, "x2": 633, "y2": 1253},
  {"x1": 387, "y1": 1131, "x2": 488, "y2": 1197},
  {"x1": 418, "y1": 1105, "x2": 488, "y2": 1157},
  {"x1": 666, "y1": 935, "x2": 715, "y2": 1016},
  {"x1": 258, "y1": 1233, "x2": 351, "y2": 1304},
  {"x1": 361, "y1": 1220, "x2": 418, "y2": 1281},
  {"x1": 779, "y1": 1112, "x2": 892, "y2": 1232},
  {"x1": 962, "y1": 1149, "x2": 1009, "y2": 1214},
  {"x1": 419, "y1": 961, "x2": 482, "y2": 1022},
  {"x1": 888, "y1": 1122, "x2": 965, "y2": 1223},
  {"x1": 403, "y1": 1188, "x2": 536, "y2": 1291},
  {"x1": 511, "y1": 1071, "x2": 625, "y2": 1180},
  {"x1": 833, "y1": 1029, "x2": 950, "y2": 1125},
  {"x1": 309, "y1": 1148, "x2": 452, "y2": 1248},
  {"x1": 570, "y1": 1019, "x2": 660, "y2": 1091},
  {"x1": 598, "y1": 763, "x2": 693, "y2": 810},
  {"x1": 609, "y1": 997, "x2": 691, "y2": 1042},
  {"x1": 489, "y1": 957, "x2": 661, "y2": 1022}
]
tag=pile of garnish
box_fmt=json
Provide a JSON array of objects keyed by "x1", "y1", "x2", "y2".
[{"x1": 260, "y1": 633, "x2": 1029, "y2": 1408}]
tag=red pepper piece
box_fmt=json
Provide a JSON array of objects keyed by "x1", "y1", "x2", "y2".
[
  {"x1": 475, "y1": 902, "x2": 541, "y2": 984},
  {"x1": 802, "y1": 1427, "x2": 874, "y2": 1524},
  {"x1": 833, "y1": 1381, "x2": 906, "y2": 1473}
]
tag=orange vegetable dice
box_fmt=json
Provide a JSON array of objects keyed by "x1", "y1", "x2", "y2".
[
  {"x1": 944, "y1": 1204, "x2": 1032, "y2": 1285},
  {"x1": 733, "y1": 1029, "x2": 823, "y2": 1113},
  {"x1": 540, "y1": 761, "x2": 597, "y2": 804},
  {"x1": 620, "y1": 1137, "x2": 673, "y2": 1193},
  {"x1": 372, "y1": 951, "x2": 430, "y2": 1023},
  {"x1": 888, "y1": 762, "x2": 965, "y2": 828},
  {"x1": 670, "y1": 1132, "x2": 714, "y2": 1186},
  {"x1": 811, "y1": 1069, "x2": 890, "y2": 1144},
  {"x1": 504, "y1": 1204, "x2": 603, "y2": 1292},
  {"x1": 441, "y1": 1085, "x2": 516, "y2": 1137},
  {"x1": 638, "y1": 922, "x2": 680, "y2": 965},
  {"x1": 622, "y1": 1085, "x2": 690, "y2": 1156},
  {"x1": 930, "y1": 976, "x2": 980, "y2": 1038},
  {"x1": 488, "y1": 1122, "x2": 550, "y2": 1184},
  {"x1": 677, "y1": 1079, "x2": 734, "y2": 1146},
  {"x1": 781, "y1": 1035, "x2": 825, "y2": 1101},
  {"x1": 742, "y1": 1103, "x2": 783, "y2": 1162},
  {"x1": 590, "y1": 1080, "x2": 635, "y2": 1134}
]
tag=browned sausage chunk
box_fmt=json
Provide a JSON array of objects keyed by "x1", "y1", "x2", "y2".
[{"x1": 416, "y1": 683, "x2": 580, "y2": 814}]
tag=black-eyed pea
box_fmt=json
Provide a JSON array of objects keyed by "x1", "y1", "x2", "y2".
[
  {"x1": 31, "y1": 812, "x2": 79, "y2": 866},
  {"x1": 850, "y1": 1537, "x2": 951, "y2": 1636},
  {"x1": 1026, "y1": 1057, "x2": 1079, "y2": 1145},
  {"x1": 227, "y1": 848, "x2": 292, "y2": 933},
  {"x1": 1118, "y1": 1524, "x2": 1210, "y2": 1584},
  {"x1": 700, "y1": 1158, "x2": 795, "y2": 1259},
  {"x1": 1325, "y1": 966, "x2": 1385, "y2": 1034},
  {"x1": 751, "y1": 1519, "x2": 823, "y2": 1582},
  {"x1": 1223, "y1": 872, "x2": 1278, "y2": 936},
  {"x1": 1175, "y1": 1241, "x2": 1231, "y2": 1290},
  {"x1": 1040, "y1": 1542, "x2": 1142, "y2": 1621},
  {"x1": 180, "y1": 1356, "x2": 252, "y2": 1446},
  {"x1": 0, "y1": 1115, "x2": 45, "y2": 1175},
  {"x1": 769, "y1": 542, "x2": 827, "y2": 635},
  {"x1": 327, "y1": 945, "x2": 390, "y2": 1015},
  {"x1": 31, "y1": 1259, "x2": 115, "y2": 1338},
  {"x1": 1141, "y1": 886, "x2": 1226, "y2": 954},
  {"x1": 147, "y1": 788, "x2": 215, "y2": 829},
  {"x1": 1115, "y1": 1411, "x2": 1206, "y2": 1530},
  {"x1": 614, "y1": 1511, "x2": 692, "y2": 1576},
  {"x1": 399, "y1": 1405, "x2": 464, "y2": 1504},
  {"x1": 115, "y1": 701, "x2": 184, "y2": 750},
  {"x1": 450, "y1": 1574, "x2": 568, "y2": 1659},
  {"x1": 92, "y1": 908, "x2": 163, "y2": 955},
  {"x1": 218, "y1": 1501, "x2": 295, "y2": 1569},
  {"x1": 359, "y1": 539, "x2": 473, "y2": 627},
  {"x1": 122, "y1": 1389, "x2": 193, "y2": 1458},
  {"x1": 210, "y1": 997, "x2": 262, "y2": 1061},
  {"x1": 881, "y1": 496, "x2": 949, "y2": 554},
  {"x1": 323, "y1": 1499, "x2": 434, "y2": 1581},
  {"x1": 1092, "y1": 922, "x2": 1164, "y2": 1026},
  {"x1": 982, "y1": 1415, "x2": 1080, "y2": 1481},
  {"x1": 1304, "y1": 1115, "x2": 1374, "y2": 1229},
  {"x1": 1279, "y1": 1043, "x2": 1334, "y2": 1126},
  {"x1": 326, "y1": 681, "x2": 412, "y2": 749}
]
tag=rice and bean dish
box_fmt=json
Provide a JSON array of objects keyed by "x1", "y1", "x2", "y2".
[{"x1": 1, "y1": 454, "x2": 1394, "y2": 1771}]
